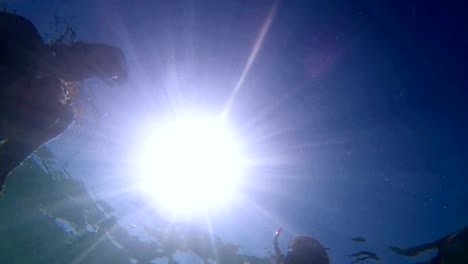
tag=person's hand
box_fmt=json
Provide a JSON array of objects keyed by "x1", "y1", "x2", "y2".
[{"x1": 275, "y1": 227, "x2": 283, "y2": 237}]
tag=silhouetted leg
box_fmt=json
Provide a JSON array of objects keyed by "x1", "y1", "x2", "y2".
[
  {"x1": 389, "y1": 242, "x2": 437, "y2": 257},
  {"x1": 0, "y1": 136, "x2": 39, "y2": 194}
]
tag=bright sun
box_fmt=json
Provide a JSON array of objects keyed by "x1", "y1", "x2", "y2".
[{"x1": 137, "y1": 114, "x2": 245, "y2": 215}]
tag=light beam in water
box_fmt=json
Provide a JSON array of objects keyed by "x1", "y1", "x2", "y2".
[{"x1": 222, "y1": 0, "x2": 279, "y2": 118}]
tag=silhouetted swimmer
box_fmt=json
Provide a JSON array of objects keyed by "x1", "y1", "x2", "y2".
[
  {"x1": 389, "y1": 226, "x2": 468, "y2": 264},
  {"x1": 351, "y1": 237, "x2": 367, "y2": 243},
  {"x1": 347, "y1": 251, "x2": 380, "y2": 264},
  {"x1": 274, "y1": 227, "x2": 330, "y2": 264},
  {"x1": 0, "y1": 11, "x2": 127, "y2": 194}
]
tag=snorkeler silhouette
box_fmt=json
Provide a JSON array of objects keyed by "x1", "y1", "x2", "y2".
[
  {"x1": 0, "y1": 11, "x2": 127, "y2": 194},
  {"x1": 274, "y1": 227, "x2": 330, "y2": 264},
  {"x1": 347, "y1": 251, "x2": 380, "y2": 264},
  {"x1": 389, "y1": 226, "x2": 468, "y2": 264}
]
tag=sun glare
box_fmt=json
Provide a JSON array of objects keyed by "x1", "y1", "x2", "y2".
[{"x1": 137, "y1": 114, "x2": 245, "y2": 215}]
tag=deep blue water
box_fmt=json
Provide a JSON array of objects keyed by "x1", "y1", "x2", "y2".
[{"x1": 1, "y1": 0, "x2": 467, "y2": 263}]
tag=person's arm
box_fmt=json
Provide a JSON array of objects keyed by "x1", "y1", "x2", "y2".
[
  {"x1": 274, "y1": 227, "x2": 285, "y2": 264},
  {"x1": 0, "y1": 93, "x2": 74, "y2": 195}
]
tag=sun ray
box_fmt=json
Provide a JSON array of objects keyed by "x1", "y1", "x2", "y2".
[{"x1": 222, "y1": 0, "x2": 279, "y2": 119}]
